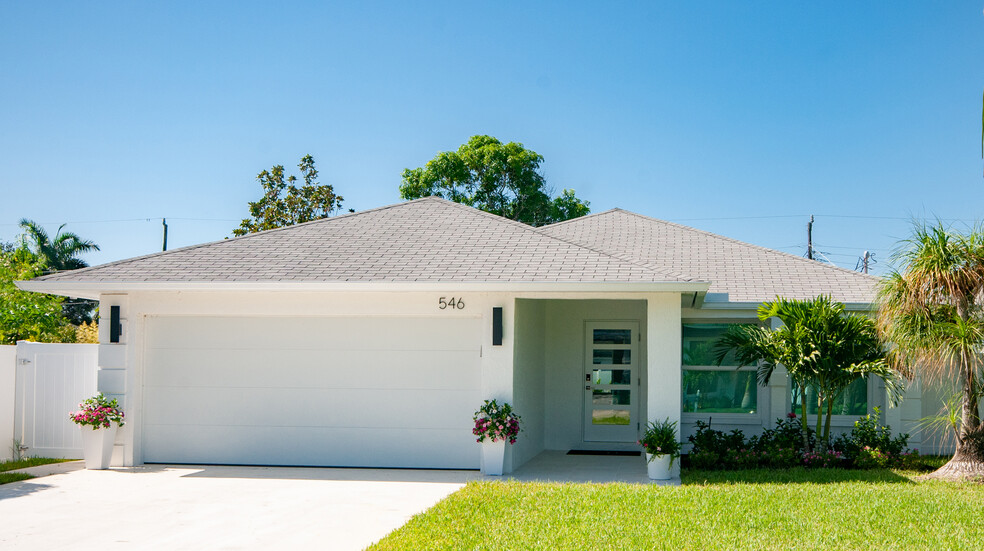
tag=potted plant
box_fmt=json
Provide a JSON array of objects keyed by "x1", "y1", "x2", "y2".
[
  {"x1": 69, "y1": 393, "x2": 125, "y2": 470},
  {"x1": 472, "y1": 399, "x2": 521, "y2": 476},
  {"x1": 639, "y1": 418, "x2": 681, "y2": 480}
]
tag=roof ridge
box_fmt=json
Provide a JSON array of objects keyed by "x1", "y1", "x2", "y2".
[
  {"x1": 603, "y1": 209, "x2": 880, "y2": 281},
  {"x1": 538, "y1": 207, "x2": 623, "y2": 230},
  {"x1": 35, "y1": 199, "x2": 433, "y2": 282},
  {"x1": 424, "y1": 198, "x2": 695, "y2": 281}
]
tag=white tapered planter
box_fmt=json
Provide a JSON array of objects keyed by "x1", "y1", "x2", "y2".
[
  {"x1": 481, "y1": 439, "x2": 506, "y2": 476},
  {"x1": 80, "y1": 423, "x2": 118, "y2": 470},
  {"x1": 646, "y1": 453, "x2": 672, "y2": 480}
]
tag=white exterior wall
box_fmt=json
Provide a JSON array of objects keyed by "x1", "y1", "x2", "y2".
[
  {"x1": 542, "y1": 299, "x2": 648, "y2": 451},
  {"x1": 0, "y1": 345, "x2": 15, "y2": 460},
  {"x1": 512, "y1": 299, "x2": 546, "y2": 470}
]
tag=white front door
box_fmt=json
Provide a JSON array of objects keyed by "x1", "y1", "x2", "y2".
[{"x1": 583, "y1": 321, "x2": 640, "y2": 442}]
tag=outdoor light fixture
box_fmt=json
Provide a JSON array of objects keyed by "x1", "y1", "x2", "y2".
[
  {"x1": 492, "y1": 307, "x2": 503, "y2": 346},
  {"x1": 110, "y1": 306, "x2": 122, "y2": 343}
]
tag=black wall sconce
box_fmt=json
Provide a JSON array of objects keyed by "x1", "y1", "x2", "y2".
[
  {"x1": 492, "y1": 307, "x2": 503, "y2": 346},
  {"x1": 110, "y1": 305, "x2": 122, "y2": 343}
]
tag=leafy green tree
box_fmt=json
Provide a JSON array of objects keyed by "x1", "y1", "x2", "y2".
[
  {"x1": 878, "y1": 222, "x2": 984, "y2": 479},
  {"x1": 714, "y1": 296, "x2": 896, "y2": 453},
  {"x1": 0, "y1": 251, "x2": 75, "y2": 344},
  {"x1": 400, "y1": 135, "x2": 590, "y2": 226},
  {"x1": 233, "y1": 155, "x2": 344, "y2": 236},
  {"x1": 17, "y1": 219, "x2": 99, "y2": 325}
]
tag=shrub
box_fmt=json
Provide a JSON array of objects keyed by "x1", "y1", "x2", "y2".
[
  {"x1": 688, "y1": 450, "x2": 721, "y2": 470},
  {"x1": 688, "y1": 420, "x2": 746, "y2": 456},
  {"x1": 832, "y1": 407, "x2": 910, "y2": 467},
  {"x1": 802, "y1": 449, "x2": 845, "y2": 468},
  {"x1": 751, "y1": 413, "x2": 813, "y2": 454}
]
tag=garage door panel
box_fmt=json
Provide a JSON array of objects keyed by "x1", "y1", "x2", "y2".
[
  {"x1": 143, "y1": 425, "x2": 479, "y2": 469},
  {"x1": 145, "y1": 316, "x2": 482, "y2": 351},
  {"x1": 144, "y1": 348, "x2": 480, "y2": 390},
  {"x1": 144, "y1": 386, "x2": 479, "y2": 429},
  {"x1": 143, "y1": 315, "x2": 483, "y2": 468}
]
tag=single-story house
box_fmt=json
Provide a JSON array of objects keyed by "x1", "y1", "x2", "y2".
[{"x1": 18, "y1": 197, "x2": 940, "y2": 473}]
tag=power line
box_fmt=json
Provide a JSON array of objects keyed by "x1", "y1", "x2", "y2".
[{"x1": 0, "y1": 217, "x2": 239, "y2": 227}]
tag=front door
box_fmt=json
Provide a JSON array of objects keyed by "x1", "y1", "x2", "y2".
[{"x1": 583, "y1": 321, "x2": 640, "y2": 442}]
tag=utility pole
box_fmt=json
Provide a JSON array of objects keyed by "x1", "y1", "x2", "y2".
[
  {"x1": 861, "y1": 251, "x2": 870, "y2": 274},
  {"x1": 162, "y1": 218, "x2": 168, "y2": 252},
  {"x1": 806, "y1": 215, "x2": 814, "y2": 260}
]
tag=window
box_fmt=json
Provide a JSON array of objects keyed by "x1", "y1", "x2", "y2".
[
  {"x1": 682, "y1": 323, "x2": 758, "y2": 414},
  {"x1": 791, "y1": 378, "x2": 868, "y2": 417}
]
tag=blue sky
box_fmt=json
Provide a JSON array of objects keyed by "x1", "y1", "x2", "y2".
[{"x1": 2, "y1": 2, "x2": 982, "y2": 275}]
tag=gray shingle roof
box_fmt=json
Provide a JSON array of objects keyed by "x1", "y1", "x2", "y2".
[
  {"x1": 31, "y1": 198, "x2": 878, "y2": 303},
  {"x1": 34, "y1": 198, "x2": 688, "y2": 284},
  {"x1": 539, "y1": 209, "x2": 878, "y2": 303}
]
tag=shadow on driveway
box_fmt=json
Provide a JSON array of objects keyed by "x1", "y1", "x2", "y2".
[{"x1": 0, "y1": 480, "x2": 54, "y2": 501}]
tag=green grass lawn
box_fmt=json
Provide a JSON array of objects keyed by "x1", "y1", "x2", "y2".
[
  {"x1": 0, "y1": 472, "x2": 33, "y2": 485},
  {"x1": 0, "y1": 457, "x2": 73, "y2": 485},
  {"x1": 370, "y1": 465, "x2": 984, "y2": 550},
  {"x1": 0, "y1": 457, "x2": 73, "y2": 472}
]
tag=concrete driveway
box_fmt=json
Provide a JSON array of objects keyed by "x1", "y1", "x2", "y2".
[{"x1": 0, "y1": 463, "x2": 478, "y2": 550}]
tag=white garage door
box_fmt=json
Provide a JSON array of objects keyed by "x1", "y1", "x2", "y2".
[{"x1": 142, "y1": 316, "x2": 482, "y2": 469}]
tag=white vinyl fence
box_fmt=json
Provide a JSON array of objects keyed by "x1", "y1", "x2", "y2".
[{"x1": 0, "y1": 342, "x2": 98, "y2": 460}]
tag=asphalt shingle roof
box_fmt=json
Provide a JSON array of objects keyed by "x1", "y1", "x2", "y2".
[
  {"x1": 34, "y1": 198, "x2": 687, "y2": 284},
  {"x1": 33, "y1": 198, "x2": 878, "y2": 303},
  {"x1": 539, "y1": 208, "x2": 878, "y2": 303}
]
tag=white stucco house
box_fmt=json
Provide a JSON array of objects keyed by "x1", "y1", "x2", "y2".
[{"x1": 18, "y1": 197, "x2": 934, "y2": 473}]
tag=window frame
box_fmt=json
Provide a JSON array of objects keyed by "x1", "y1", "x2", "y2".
[
  {"x1": 680, "y1": 320, "x2": 767, "y2": 425},
  {"x1": 787, "y1": 376, "x2": 881, "y2": 428}
]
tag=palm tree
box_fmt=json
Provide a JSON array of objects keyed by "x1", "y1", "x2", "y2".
[
  {"x1": 715, "y1": 296, "x2": 897, "y2": 453},
  {"x1": 18, "y1": 219, "x2": 99, "y2": 272},
  {"x1": 878, "y1": 222, "x2": 984, "y2": 479},
  {"x1": 18, "y1": 219, "x2": 100, "y2": 325}
]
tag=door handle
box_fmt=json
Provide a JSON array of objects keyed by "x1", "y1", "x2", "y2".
[{"x1": 585, "y1": 385, "x2": 591, "y2": 390}]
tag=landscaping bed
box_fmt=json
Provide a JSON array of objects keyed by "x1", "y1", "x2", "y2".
[
  {"x1": 0, "y1": 457, "x2": 74, "y2": 485},
  {"x1": 370, "y1": 466, "x2": 983, "y2": 550}
]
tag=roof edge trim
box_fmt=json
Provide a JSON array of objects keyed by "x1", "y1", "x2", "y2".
[{"x1": 16, "y1": 280, "x2": 712, "y2": 300}]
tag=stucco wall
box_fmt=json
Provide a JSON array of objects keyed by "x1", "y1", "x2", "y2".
[
  {"x1": 542, "y1": 299, "x2": 648, "y2": 451},
  {"x1": 512, "y1": 299, "x2": 546, "y2": 470}
]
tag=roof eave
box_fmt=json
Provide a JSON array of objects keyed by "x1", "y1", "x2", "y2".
[
  {"x1": 15, "y1": 279, "x2": 712, "y2": 300},
  {"x1": 697, "y1": 299, "x2": 875, "y2": 311}
]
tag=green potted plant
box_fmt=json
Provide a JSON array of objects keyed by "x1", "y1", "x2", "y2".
[
  {"x1": 69, "y1": 393, "x2": 125, "y2": 470},
  {"x1": 639, "y1": 418, "x2": 681, "y2": 480},
  {"x1": 472, "y1": 399, "x2": 521, "y2": 475}
]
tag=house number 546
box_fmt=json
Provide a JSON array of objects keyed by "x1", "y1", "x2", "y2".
[{"x1": 439, "y1": 297, "x2": 465, "y2": 310}]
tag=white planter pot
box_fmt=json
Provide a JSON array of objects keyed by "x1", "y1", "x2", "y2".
[
  {"x1": 646, "y1": 453, "x2": 672, "y2": 480},
  {"x1": 80, "y1": 423, "x2": 118, "y2": 470},
  {"x1": 481, "y1": 439, "x2": 506, "y2": 476}
]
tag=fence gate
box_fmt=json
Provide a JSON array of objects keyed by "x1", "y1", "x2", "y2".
[{"x1": 14, "y1": 342, "x2": 98, "y2": 458}]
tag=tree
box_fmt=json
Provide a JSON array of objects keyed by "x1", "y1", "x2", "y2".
[
  {"x1": 233, "y1": 155, "x2": 344, "y2": 236},
  {"x1": 0, "y1": 251, "x2": 75, "y2": 344},
  {"x1": 878, "y1": 222, "x2": 984, "y2": 479},
  {"x1": 399, "y1": 135, "x2": 590, "y2": 226},
  {"x1": 17, "y1": 219, "x2": 100, "y2": 325},
  {"x1": 714, "y1": 296, "x2": 896, "y2": 453}
]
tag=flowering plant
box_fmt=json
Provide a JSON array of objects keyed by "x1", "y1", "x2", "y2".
[
  {"x1": 472, "y1": 399, "x2": 521, "y2": 444},
  {"x1": 69, "y1": 393, "x2": 125, "y2": 429},
  {"x1": 639, "y1": 418, "x2": 682, "y2": 466}
]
